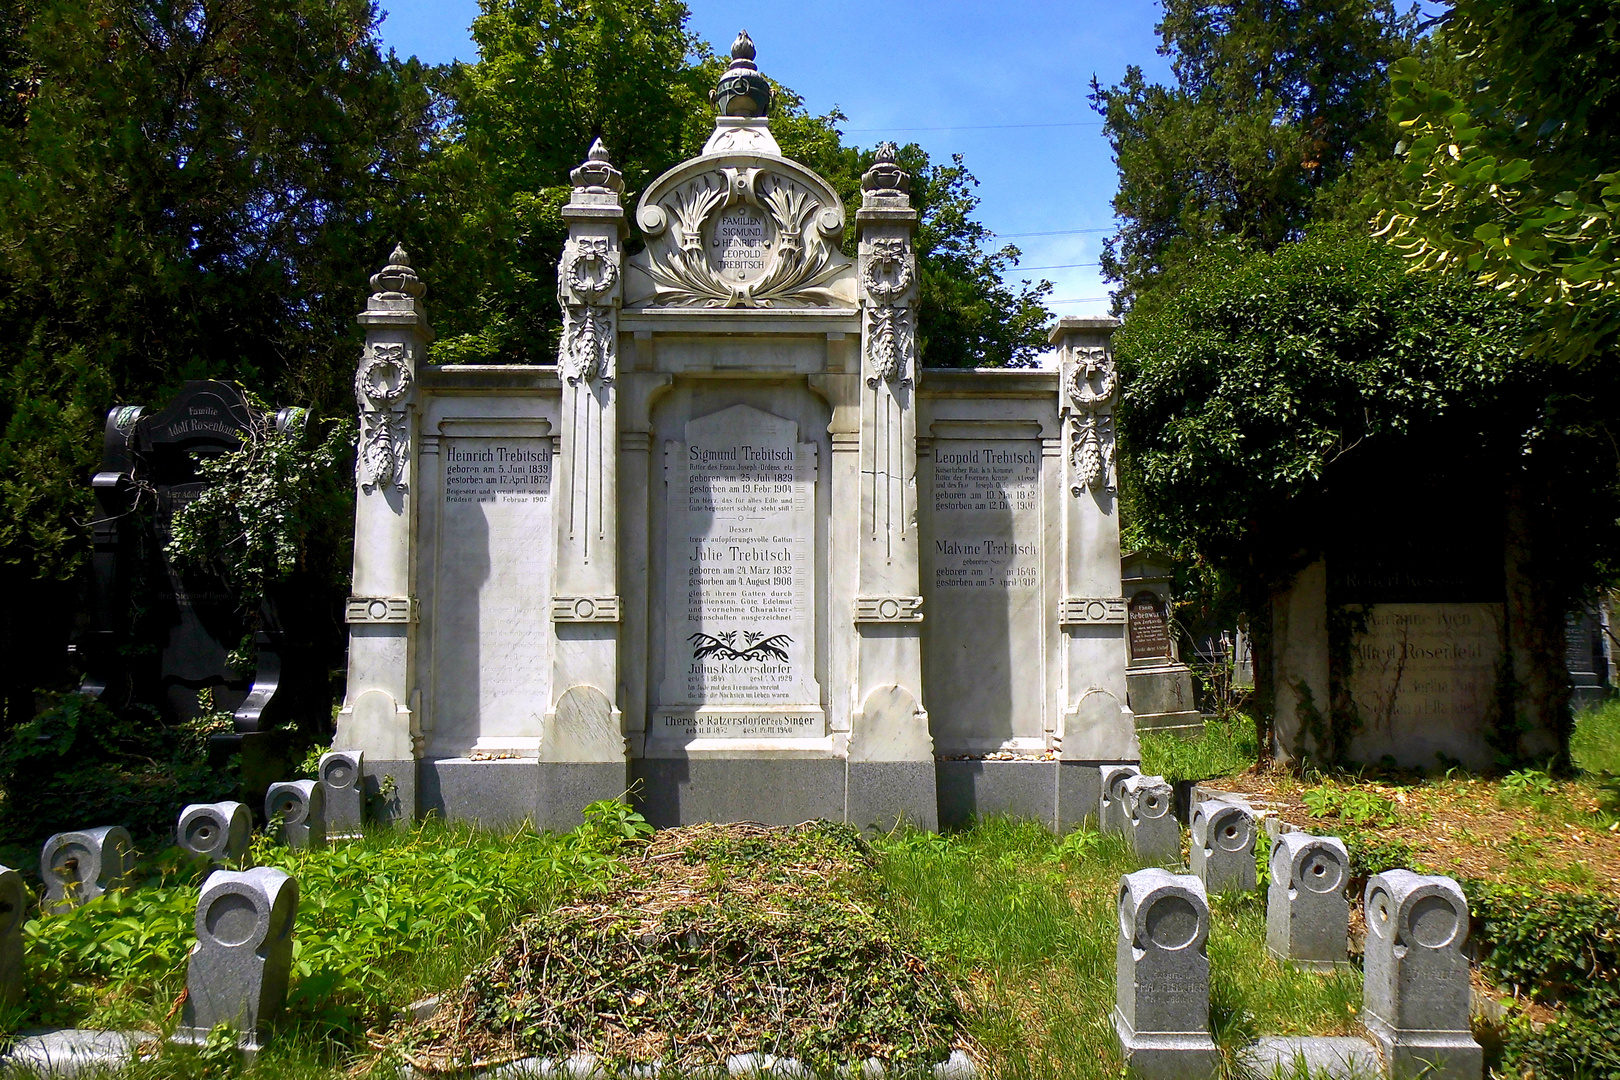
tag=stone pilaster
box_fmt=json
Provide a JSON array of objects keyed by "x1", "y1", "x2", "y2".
[
  {"x1": 848, "y1": 144, "x2": 934, "y2": 821},
  {"x1": 543, "y1": 140, "x2": 630, "y2": 791},
  {"x1": 1054, "y1": 317, "x2": 1138, "y2": 760},
  {"x1": 336, "y1": 245, "x2": 432, "y2": 762}
]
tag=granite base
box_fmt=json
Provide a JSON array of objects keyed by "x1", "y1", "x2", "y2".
[{"x1": 633, "y1": 758, "x2": 846, "y2": 827}]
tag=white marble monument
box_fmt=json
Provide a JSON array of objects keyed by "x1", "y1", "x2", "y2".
[{"x1": 333, "y1": 33, "x2": 1138, "y2": 830}]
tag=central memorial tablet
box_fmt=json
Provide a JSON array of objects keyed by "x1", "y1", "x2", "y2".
[{"x1": 655, "y1": 405, "x2": 822, "y2": 743}]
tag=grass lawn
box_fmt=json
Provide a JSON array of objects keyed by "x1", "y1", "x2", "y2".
[{"x1": 5, "y1": 704, "x2": 1618, "y2": 1079}]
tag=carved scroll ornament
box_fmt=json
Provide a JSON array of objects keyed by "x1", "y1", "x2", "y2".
[
  {"x1": 637, "y1": 168, "x2": 845, "y2": 308},
  {"x1": 355, "y1": 342, "x2": 413, "y2": 495},
  {"x1": 1066, "y1": 346, "x2": 1118, "y2": 496},
  {"x1": 863, "y1": 236, "x2": 915, "y2": 389},
  {"x1": 557, "y1": 235, "x2": 619, "y2": 385}
]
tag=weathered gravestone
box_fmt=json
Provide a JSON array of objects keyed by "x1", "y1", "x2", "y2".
[
  {"x1": 177, "y1": 801, "x2": 252, "y2": 866},
  {"x1": 1121, "y1": 551, "x2": 1201, "y2": 736},
  {"x1": 1114, "y1": 869, "x2": 1218, "y2": 1079},
  {"x1": 1362, "y1": 871, "x2": 1483, "y2": 1080},
  {"x1": 1121, "y1": 774, "x2": 1179, "y2": 864},
  {"x1": 332, "y1": 34, "x2": 1141, "y2": 831},
  {"x1": 319, "y1": 749, "x2": 365, "y2": 833},
  {"x1": 74, "y1": 380, "x2": 333, "y2": 800},
  {"x1": 177, "y1": 867, "x2": 298, "y2": 1050},
  {"x1": 1566, "y1": 603, "x2": 1614, "y2": 709},
  {"x1": 1100, "y1": 763, "x2": 1140, "y2": 836},
  {"x1": 1266, "y1": 833, "x2": 1350, "y2": 970},
  {"x1": 1189, "y1": 799, "x2": 1255, "y2": 894},
  {"x1": 41, "y1": 825, "x2": 133, "y2": 913},
  {"x1": 266, "y1": 780, "x2": 326, "y2": 849},
  {"x1": 0, "y1": 866, "x2": 23, "y2": 1009}
]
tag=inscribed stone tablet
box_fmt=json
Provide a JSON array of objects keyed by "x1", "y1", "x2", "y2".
[
  {"x1": 1128, "y1": 591, "x2": 1172, "y2": 662},
  {"x1": 658, "y1": 405, "x2": 820, "y2": 741},
  {"x1": 433, "y1": 438, "x2": 554, "y2": 750},
  {"x1": 1347, "y1": 602, "x2": 1504, "y2": 768},
  {"x1": 924, "y1": 439, "x2": 1044, "y2": 746},
  {"x1": 712, "y1": 206, "x2": 769, "y2": 283}
]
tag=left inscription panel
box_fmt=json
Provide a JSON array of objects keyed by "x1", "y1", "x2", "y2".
[{"x1": 431, "y1": 437, "x2": 555, "y2": 754}]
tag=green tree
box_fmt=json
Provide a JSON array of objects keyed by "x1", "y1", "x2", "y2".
[
  {"x1": 420, "y1": 0, "x2": 1052, "y2": 368},
  {"x1": 1374, "y1": 0, "x2": 1620, "y2": 365},
  {"x1": 1114, "y1": 229, "x2": 1620, "y2": 765},
  {"x1": 0, "y1": 0, "x2": 437, "y2": 721},
  {"x1": 1089, "y1": 0, "x2": 1418, "y2": 307}
]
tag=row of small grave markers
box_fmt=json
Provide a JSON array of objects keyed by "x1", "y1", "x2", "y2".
[
  {"x1": 1, "y1": 751, "x2": 366, "y2": 1048},
  {"x1": 1098, "y1": 764, "x2": 1482, "y2": 1080}
]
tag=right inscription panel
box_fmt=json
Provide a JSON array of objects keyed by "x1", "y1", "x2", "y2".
[{"x1": 924, "y1": 439, "x2": 1045, "y2": 749}]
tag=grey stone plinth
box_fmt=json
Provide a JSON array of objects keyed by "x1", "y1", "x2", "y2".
[
  {"x1": 0, "y1": 866, "x2": 24, "y2": 1009},
  {"x1": 1267, "y1": 834, "x2": 1350, "y2": 970},
  {"x1": 1121, "y1": 774, "x2": 1180, "y2": 865},
  {"x1": 176, "y1": 801, "x2": 252, "y2": 866},
  {"x1": 319, "y1": 750, "x2": 364, "y2": 832},
  {"x1": 935, "y1": 760, "x2": 1055, "y2": 829},
  {"x1": 635, "y1": 758, "x2": 845, "y2": 828},
  {"x1": 1099, "y1": 764, "x2": 1141, "y2": 835},
  {"x1": 1114, "y1": 869, "x2": 1218, "y2": 1079},
  {"x1": 537, "y1": 762, "x2": 631, "y2": 832},
  {"x1": 266, "y1": 780, "x2": 326, "y2": 849},
  {"x1": 1057, "y1": 760, "x2": 1110, "y2": 831},
  {"x1": 1238, "y1": 1036, "x2": 1380, "y2": 1080},
  {"x1": 177, "y1": 866, "x2": 298, "y2": 1046},
  {"x1": 1190, "y1": 799, "x2": 1256, "y2": 894},
  {"x1": 1363, "y1": 871, "x2": 1483, "y2": 1080},
  {"x1": 1127, "y1": 664, "x2": 1204, "y2": 736},
  {"x1": 3, "y1": 1029, "x2": 158, "y2": 1077},
  {"x1": 363, "y1": 758, "x2": 416, "y2": 828},
  {"x1": 41, "y1": 825, "x2": 134, "y2": 913},
  {"x1": 421, "y1": 759, "x2": 541, "y2": 829},
  {"x1": 848, "y1": 760, "x2": 938, "y2": 834}
]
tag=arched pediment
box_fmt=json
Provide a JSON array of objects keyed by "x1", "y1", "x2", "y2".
[{"x1": 624, "y1": 127, "x2": 857, "y2": 310}]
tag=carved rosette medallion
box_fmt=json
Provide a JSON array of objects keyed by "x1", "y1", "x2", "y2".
[
  {"x1": 1065, "y1": 346, "x2": 1118, "y2": 496},
  {"x1": 557, "y1": 234, "x2": 620, "y2": 386},
  {"x1": 355, "y1": 341, "x2": 413, "y2": 495},
  {"x1": 636, "y1": 167, "x2": 845, "y2": 308},
  {"x1": 862, "y1": 236, "x2": 916, "y2": 389}
]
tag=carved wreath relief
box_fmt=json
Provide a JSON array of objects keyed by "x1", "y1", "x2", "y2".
[
  {"x1": 1067, "y1": 346, "x2": 1118, "y2": 496},
  {"x1": 638, "y1": 167, "x2": 843, "y2": 308},
  {"x1": 355, "y1": 341, "x2": 413, "y2": 494},
  {"x1": 863, "y1": 236, "x2": 915, "y2": 389},
  {"x1": 557, "y1": 234, "x2": 619, "y2": 385}
]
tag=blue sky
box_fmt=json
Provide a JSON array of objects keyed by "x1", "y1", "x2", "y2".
[{"x1": 376, "y1": 1, "x2": 1178, "y2": 319}]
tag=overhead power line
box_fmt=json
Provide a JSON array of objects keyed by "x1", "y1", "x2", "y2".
[
  {"x1": 1002, "y1": 262, "x2": 1100, "y2": 271},
  {"x1": 844, "y1": 121, "x2": 1106, "y2": 133}
]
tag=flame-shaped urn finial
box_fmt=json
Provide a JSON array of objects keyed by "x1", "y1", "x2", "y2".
[
  {"x1": 570, "y1": 137, "x2": 624, "y2": 194},
  {"x1": 711, "y1": 29, "x2": 771, "y2": 118}
]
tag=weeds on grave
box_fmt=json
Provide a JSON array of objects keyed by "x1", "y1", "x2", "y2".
[
  {"x1": 396, "y1": 822, "x2": 968, "y2": 1078},
  {"x1": 1299, "y1": 786, "x2": 1401, "y2": 828},
  {"x1": 1139, "y1": 715, "x2": 1256, "y2": 781}
]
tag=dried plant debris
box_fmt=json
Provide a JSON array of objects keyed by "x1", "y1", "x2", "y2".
[{"x1": 399, "y1": 822, "x2": 970, "y2": 1077}]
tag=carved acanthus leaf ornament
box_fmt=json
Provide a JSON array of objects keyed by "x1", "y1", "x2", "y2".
[
  {"x1": 1067, "y1": 346, "x2": 1118, "y2": 496},
  {"x1": 863, "y1": 236, "x2": 915, "y2": 389},
  {"x1": 558, "y1": 235, "x2": 619, "y2": 385},
  {"x1": 356, "y1": 341, "x2": 413, "y2": 495}
]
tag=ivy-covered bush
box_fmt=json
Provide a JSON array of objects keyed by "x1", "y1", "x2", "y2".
[{"x1": 1467, "y1": 882, "x2": 1620, "y2": 1079}]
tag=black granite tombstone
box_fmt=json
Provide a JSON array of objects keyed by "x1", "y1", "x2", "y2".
[
  {"x1": 74, "y1": 381, "x2": 333, "y2": 805},
  {"x1": 1566, "y1": 604, "x2": 1613, "y2": 709}
]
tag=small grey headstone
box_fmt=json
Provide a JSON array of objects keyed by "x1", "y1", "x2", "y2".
[
  {"x1": 176, "y1": 866, "x2": 298, "y2": 1048},
  {"x1": 40, "y1": 825, "x2": 134, "y2": 913},
  {"x1": 1267, "y1": 833, "x2": 1350, "y2": 970},
  {"x1": 319, "y1": 749, "x2": 364, "y2": 833},
  {"x1": 176, "y1": 801, "x2": 252, "y2": 866},
  {"x1": 1191, "y1": 798, "x2": 1256, "y2": 894},
  {"x1": 1120, "y1": 774, "x2": 1179, "y2": 864},
  {"x1": 1362, "y1": 871, "x2": 1483, "y2": 1080},
  {"x1": 0, "y1": 866, "x2": 25, "y2": 1009},
  {"x1": 1113, "y1": 868, "x2": 1218, "y2": 1078},
  {"x1": 266, "y1": 780, "x2": 326, "y2": 849},
  {"x1": 1099, "y1": 764, "x2": 1140, "y2": 835},
  {"x1": 3, "y1": 1029, "x2": 159, "y2": 1077}
]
